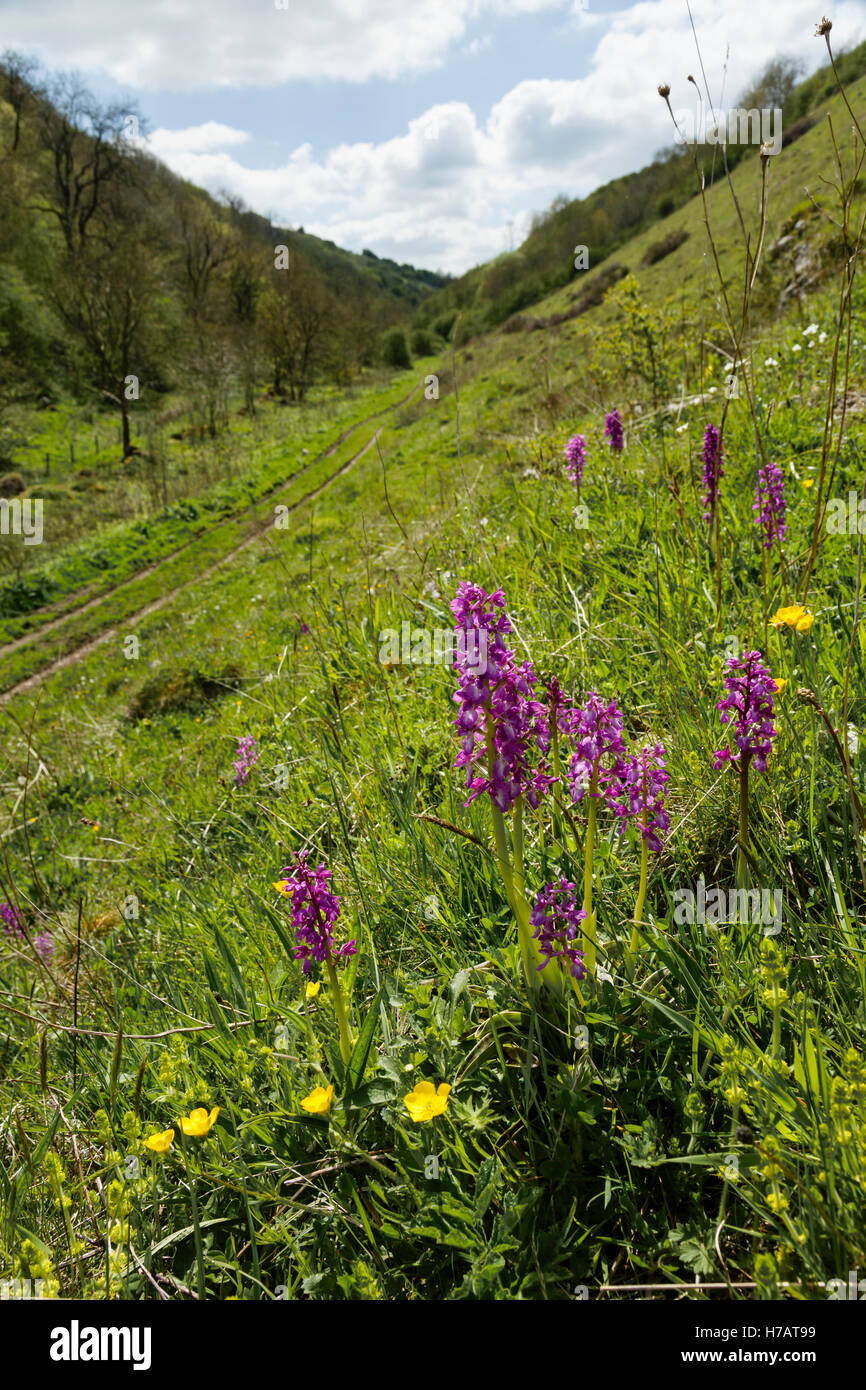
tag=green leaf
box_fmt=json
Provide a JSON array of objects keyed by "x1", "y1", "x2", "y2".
[
  {"x1": 214, "y1": 926, "x2": 248, "y2": 1011},
  {"x1": 149, "y1": 1217, "x2": 233, "y2": 1257},
  {"x1": 342, "y1": 1079, "x2": 397, "y2": 1109},
  {"x1": 474, "y1": 1157, "x2": 499, "y2": 1217},
  {"x1": 345, "y1": 989, "x2": 382, "y2": 1092}
]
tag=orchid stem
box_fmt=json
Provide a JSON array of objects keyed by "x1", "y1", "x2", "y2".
[
  {"x1": 326, "y1": 960, "x2": 353, "y2": 1066},
  {"x1": 582, "y1": 773, "x2": 599, "y2": 977},
  {"x1": 625, "y1": 833, "x2": 649, "y2": 981}
]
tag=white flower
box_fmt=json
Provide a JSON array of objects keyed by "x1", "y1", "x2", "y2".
[
  {"x1": 677, "y1": 423, "x2": 689, "y2": 433},
  {"x1": 803, "y1": 323, "x2": 818, "y2": 336},
  {"x1": 764, "y1": 357, "x2": 779, "y2": 367},
  {"x1": 818, "y1": 332, "x2": 827, "y2": 344},
  {"x1": 791, "y1": 344, "x2": 801, "y2": 352}
]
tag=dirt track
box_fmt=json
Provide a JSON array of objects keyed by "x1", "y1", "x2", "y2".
[{"x1": 0, "y1": 379, "x2": 421, "y2": 705}]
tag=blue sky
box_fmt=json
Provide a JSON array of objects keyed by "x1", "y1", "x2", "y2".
[{"x1": 1, "y1": 0, "x2": 862, "y2": 273}]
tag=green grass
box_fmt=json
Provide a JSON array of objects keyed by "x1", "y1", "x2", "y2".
[{"x1": 1, "y1": 68, "x2": 866, "y2": 1304}]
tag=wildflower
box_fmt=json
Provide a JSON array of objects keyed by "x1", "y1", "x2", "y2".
[
  {"x1": 143, "y1": 1129, "x2": 175, "y2": 1153},
  {"x1": 753, "y1": 459, "x2": 786, "y2": 549},
  {"x1": 403, "y1": 1080, "x2": 451, "y2": 1123},
  {"x1": 563, "y1": 692, "x2": 625, "y2": 805},
  {"x1": 769, "y1": 604, "x2": 814, "y2": 633},
  {"x1": 451, "y1": 582, "x2": 554, "y2": 812},
  {"x1": 560, "y1": 692, "x2": 626, "y2": 978},
  {"x1": 604, "y1": 410, "x2": 624, "y2": 452},
  {"x1": 610, "y1": 743, "x2": 671, "y2": 851},
  {"x1": 305, "y1": 981, "x2": 321, "y2": 999},
  {"x1": 701, "y1": 424, "x2": 723, "y2": 523},
  {"x1": 0, "y1": 902, "x2": 24, "y2": 938},
  {"x1": 713, "y1": 651, "x2": 777, "y2": 775},
  {"x1": 530, "y1": 880, "x2": 587, "y2": 978},
  {"x1": 178, "y1": 1106, "x2": 220, "y2": 1137},
  {"x1": 276, "y1": 850, "x2": 357, "y2": 975},
  {"x1": 564, "y1": 434, "x2": 587, "y2": 489},
  {"x1": 301, "y1": 1084, "x2": 334, "y2": 1116},
  {"x1": 802, "y1": 478, "x2": 814, "y2": 489},
  {"x1": 774, "y1": 678, "x2": 788, "y2": 695},
  {"x1": 803, "y1": 323, "x2": 818, "y2": 336},
  {"x1": 764, "y1": 357, "x2": 779, "y2": 367},
  {"x1": 232, "y1": 735, "x2": 258, "y2": 786},
  {"x1": 34, "y1": 933, "x2": 54, "y2": 962}
]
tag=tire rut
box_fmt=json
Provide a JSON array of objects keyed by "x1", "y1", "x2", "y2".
[{"x1": 0, "y1": 380, "x2": 420, "y2": 705}]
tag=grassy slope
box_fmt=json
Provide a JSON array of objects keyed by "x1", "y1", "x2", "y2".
[{"x1": 0, "y1": 72, "x2": 865, "y2": 1301}]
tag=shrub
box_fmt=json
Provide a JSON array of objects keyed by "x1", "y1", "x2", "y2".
[
  {"x1": 126, "y1": 663, "x2": 243, "y2": 721},
  {"x1": 641, "y1": 229, "x2": 690, "y2": 267},
  {"x1": 381, "y1": 328, "x2": 411, "y2": 369},
  {"x1": 410, "y1": 328, "x2": 435, "y2": 357},
  {"x1": 0, "y1": 471, "x2": 26, "y2": 498},
  {"x1": 432, "y1": 312, "x2": 457, "y2": 340}
]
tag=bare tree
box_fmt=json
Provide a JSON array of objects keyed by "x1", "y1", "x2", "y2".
[{"x1": 32, "y1": 73, "x2": 142, "y2": 253}]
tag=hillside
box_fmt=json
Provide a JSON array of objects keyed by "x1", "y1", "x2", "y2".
[
  {"x1": 0, "y1": 56, "x2": 448, "y2": 470},
  {"x1": 415, "y1": 41, "x2": 866, "y2": 342},
  {"x1": 1, "y1": 14, "x2": 866, "y2": 1316}
]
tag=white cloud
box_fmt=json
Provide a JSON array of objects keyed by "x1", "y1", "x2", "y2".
[
  {"x1": 148, "y1": 122, "x2": 251, "y2": 156},
  {"x1": 0, "y1": 0, "x2": 568, "y2": 89},
  {"x1": 7, "y1": 0, "x2": 864, "y2": 272},
  {"x1": 142, "y1": 0, "x2": 865, "y2": 273}
]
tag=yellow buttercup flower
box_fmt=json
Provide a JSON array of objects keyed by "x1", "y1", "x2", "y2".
[
  {"x1": 301, "y1": 1084, "x2": 334, "y2": 1115},
  {"x1": 773, "y1": 678, "x2": 788, "y2": 695},
  {"x1": 802, "y1": 478, "x2": 814, "y2": 488},
  {"x1": 143, "y1": 1128, "x2": 174, "y2": 1153},
  {"x1": 403, "y1": 1080, "x2": 451, "y2": 1123},
  {"x1": 769, "y1": 604, "x2": 814, "y2": 632},
  {"x1": 305, "y1": 981, "x2": 321, "y2": 999},
  {"x1": 273, "y1": 879, "x2": 291, "y2": 895},
  {"x1": 178, "y1": 1106, "x2": 220, "y2": 1137}
]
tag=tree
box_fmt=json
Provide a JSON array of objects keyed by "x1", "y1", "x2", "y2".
[
  {"x1": 51, "y1": 185, "x2": 167, "y2": 460},
  {"x1": 32, "y1": 74, "x2": 141, "y2": 254},
  {"x1": 737, "y1": 57, "x2": 804, "y2": 116},
  {"x1": 382, "y1": 327, "x2": 411, "y2": 369},
  {"x1": 174, "y1": 195, "x2": 238, "y2": 434},
  {"x1": 261, "y1": 253, "x2": 330, "y2": 401},
  {"x1": 0, "y1": 51, "x2": 40, "y2": 154},
  {"x1": 228, "y1": 250, "x2": 263, "y2": 412}
]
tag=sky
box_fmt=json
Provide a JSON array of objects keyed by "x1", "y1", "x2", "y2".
[{"x1": 1, "y1": 0, "x2": 863, "y2": 275}]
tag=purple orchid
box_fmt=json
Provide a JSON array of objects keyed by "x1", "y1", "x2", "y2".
[
  {"x1": 713, "y1": 651, "x2": 777, "y2": 775},
  {"x1": 276, "y1": 850, "x2": 357, "y2": 976},
  {"x1": 753, "y1": 460, "x2": 786, "y2": 549},
  {"x1": 451, "y1": 582, "x2": 555, "y2": 812},
  {"x1": 530, "y1": 880, "x2": 587, "y2": 979},
  {"x1": 604, "y1": 410, "x2": 624, "y2": 452},
  {"x1": 610, "y1": 743, "x2": 671, "y2": 852}
]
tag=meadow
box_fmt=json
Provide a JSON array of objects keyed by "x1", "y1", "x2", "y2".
[{"x1": 1, "y1": 31, "x2": 865, "y2": 1304}]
